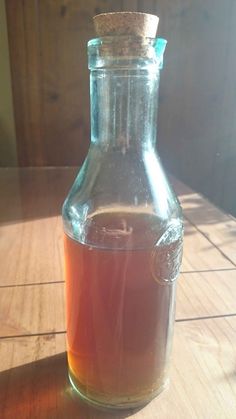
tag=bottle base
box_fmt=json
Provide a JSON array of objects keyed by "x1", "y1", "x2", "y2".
[{"x1": 68, "y1": 370, "x2": 169, "y2": 410}]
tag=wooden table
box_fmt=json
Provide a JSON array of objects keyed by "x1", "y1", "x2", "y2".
[{"x1": 1, "y1": 167, "x2": 236, "y2": 419}]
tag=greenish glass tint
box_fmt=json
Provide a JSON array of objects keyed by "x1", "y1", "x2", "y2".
[{"x1": 62, "y1": 36, "x2": 183, "y2": 409}]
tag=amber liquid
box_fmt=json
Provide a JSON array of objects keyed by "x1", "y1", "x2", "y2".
[{"x1": 64, "y1": 212, "x2": 178, "y2": 408}]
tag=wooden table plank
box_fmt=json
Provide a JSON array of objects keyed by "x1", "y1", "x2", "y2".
[
  {"x1": 172, "y1": 177, "x2": 236, "y2": 266},
  {"x1": 182, "y1": 219, "x2": 234, "y2": 272},
  {"x1": 1, "y1": 270, "x2": 236, "y2": 338},
  {"x1": 177, "y1": 270, "x2": 236, "y2": 320},
  {"x1": 0, "y1": 167, "x2": 76, "y2": 286},
  {"x1": 136, "y1": 317, "x2": 236, "y2": 419},
  {"x1": 0, "y1": 170, "x2": 234, "y2": 287},
  {"x1": 0, "y1": 217, "x2": 233, "y2": 287},
  {"x1": 0, "y1": 169, "x2": 236, "y2": 417},
  {"x1": 0, "y1": 168, "x2": 234, "y2": 287},
  {"x1": 0, "y1": 216, "x2": 64, "y2": 286},
  {"x1": 0, "y1": 282, "x2": 65, "y2": 337},
  {"x1": 0, "y1": 167, "x2": 77, "y2": 224},
  {"x1": 1, "y1": 317, "x2": 236, "y2": 419}
]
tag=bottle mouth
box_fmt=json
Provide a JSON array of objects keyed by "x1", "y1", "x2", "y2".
[{"x1": 87, "y1": 36, "x2": 167, "y2": 70}]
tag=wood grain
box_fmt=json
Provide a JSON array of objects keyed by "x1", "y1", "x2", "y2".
[
  {"x1": 0, "y1": 283, "x2": 65, "y2": 337},
  {"x1": 6, "y1": 0, "x2": 236, "y2": 218},
  {"x1": 182, "y1": 194, "x2": 236, "y2": 267},
  {"x1": 0, "y1": 217, "x2": 64, "y2": 286},
  {"x1": 1, "y1": 214, "x2": 233, "y2": 287},
  {"x1": 0, "y1": 168, "x2": 77, "y2": 286},
  {"x1": 6, "y1": 0, "x2": 46, "y2": 166},
  {"x1": 182, "y1": 219, "x2": 234, "y2": 272},
  {"x1": 0, "y1": 169, "x2": 236, "y2": 416},
  {"x1": 177, "y1": 270, "x2": 236, "y2": 320},
  {"x1": 1, "y1": 317, "x2": 236, "y2": 418},
  {"x1": 0, "y1": 167, "x2": 77, "y2": 224},
  {"x1": 6, "y1": 0, "x2": 123, "y2": 166},
  {"x1": 1, "y1": 270, "x2": 236, "y2": 338},
  {"x1": 1, "y1": 169, "x2": 234, "y2": 286},
  {"x1": 173, "y1": 177, "x2": 236, "y2": 266}
]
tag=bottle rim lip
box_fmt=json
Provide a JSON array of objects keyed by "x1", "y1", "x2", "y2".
[
  {"x1": 87, "y1": 37, "x2": 167, "y2": 70},
  {"x1": 88, "y1": 36, "x2": 166, "y2": 48}
]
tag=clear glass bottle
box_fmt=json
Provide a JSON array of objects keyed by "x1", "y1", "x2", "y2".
[{"x1": 63, "y1": 34, "x2": 183, "y2": 409}]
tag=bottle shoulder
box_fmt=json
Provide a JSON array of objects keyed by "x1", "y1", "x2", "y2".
[{"x1": 62, "y1": 145, "x2": 183, "y2": 246}]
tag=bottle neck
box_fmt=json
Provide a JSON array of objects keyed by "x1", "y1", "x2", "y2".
[{"x1": 90, "y1": 68, "x2": 160, "y2": 151}]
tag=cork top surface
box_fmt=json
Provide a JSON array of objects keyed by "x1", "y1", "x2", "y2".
[{"x1": 93, "y1": 12, "x2": 159, "y2": 38}]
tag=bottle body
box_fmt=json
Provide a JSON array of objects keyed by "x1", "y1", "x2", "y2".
[{"x1": 63, "y1": 36, "x2": 183, "y2": 408}]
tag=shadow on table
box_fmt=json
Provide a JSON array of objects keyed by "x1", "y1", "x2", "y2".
[
  {"x1": 0, "y1": 167, "x2": 77, "y2": 224},
  {"x1": 3, "y1": 168, "x2": 234, "y2": 244},
  {"x1": 0, "y1": 352, "x2": 141, "y2": 419}
]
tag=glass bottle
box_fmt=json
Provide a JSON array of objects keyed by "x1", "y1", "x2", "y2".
[{"x1": 63, "y1": 29, "x2": 183, "y2": 409}]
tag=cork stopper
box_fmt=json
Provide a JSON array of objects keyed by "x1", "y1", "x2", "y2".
[{"x1": 93, "y1": 12, "x2": 159, "y2": 38}]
